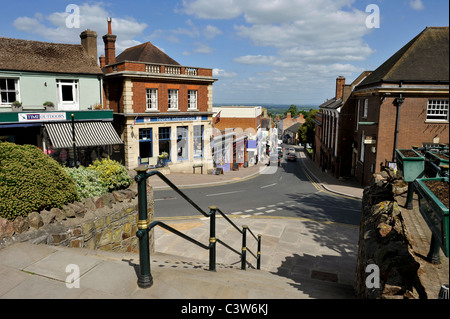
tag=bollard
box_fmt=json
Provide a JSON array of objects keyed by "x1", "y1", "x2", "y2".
[
  {"x1": 241, "y1": 225, "x2": 247, "y2": 270},
  {"x1": 135, "y1": 167, "x2": 153, "y2": 288},
  {"x1": 257, "y1": 234, "x2": 262, "y2": 270},
  {"x1": 209, "y1": 206, "x2": 217, "y2": 272}
]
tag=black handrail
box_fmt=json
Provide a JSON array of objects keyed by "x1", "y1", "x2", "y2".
[{"x1": 134, "y1": 168, "x2": 262, "y2": 289}]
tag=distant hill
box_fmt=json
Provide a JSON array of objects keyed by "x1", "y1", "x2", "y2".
[{"x1": 213, "y1": 103, "x2": 319, "y2": 116}]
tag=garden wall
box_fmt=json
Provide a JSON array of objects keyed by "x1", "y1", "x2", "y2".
[
  {"x1": 0, "y1": 186, "x2": 155, "y2": 254},
  {"x1": 355, "y1": 170, "x2": 427, "y2": 299}
]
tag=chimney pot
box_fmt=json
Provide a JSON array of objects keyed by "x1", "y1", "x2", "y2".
[
  {"x1": 335, "y1": 76, "x2": 345, "y2": 100},
  {"x1": 80, "y1": 29, "x2": 98, "y2": 62}
]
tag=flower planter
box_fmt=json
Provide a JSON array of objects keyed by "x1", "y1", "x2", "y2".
[
  {"x1": 395, "y1": 149, "x2": 425, "y2": 182},
  {"x1": 425, "y1": 152, "x2": 449, "y2": 178},
  {"x1": 414, "y1": 177, "x2": 449, "y2": 257}
]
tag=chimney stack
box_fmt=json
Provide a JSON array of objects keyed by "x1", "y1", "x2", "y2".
[
  {"x1": 335, "y1": 76, "x2": 345, "y2": 100},
  {"x1": 103, "y1": 17, "x2": 116, "y2": 66},
  {"x1": 80, "y1": 29, "x2": 98, "y2": 62}
]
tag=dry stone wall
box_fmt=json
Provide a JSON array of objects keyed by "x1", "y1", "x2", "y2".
[
  {"x1": 0, "y1": 187, "x2": 155, "y2": 254},
  {"x1": 355, "y1": 170, "x2": 426, "y2": 299}
]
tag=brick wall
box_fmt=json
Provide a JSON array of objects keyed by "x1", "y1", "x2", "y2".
[
  {"x1": 214, "y1": 117, "x2": 258, "y2": 133},
  {"x1": 130, "y1": 80, "x2": 211, "y2": 113}
]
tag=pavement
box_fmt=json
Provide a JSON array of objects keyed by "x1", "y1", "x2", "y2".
[{"x1": 0, "y1": 146, "x2": 447, "y2": 300}]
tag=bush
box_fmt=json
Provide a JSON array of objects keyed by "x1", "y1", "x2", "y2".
[
  {"x1": 0, "y1": 142, "x2": 78, "y2": 220},
  {"x1": 88, "y1": 158, "x2": 131, "y2": 191},
  {"x1": 63, "y1": 166, "x2": 108, "y2": 200}
]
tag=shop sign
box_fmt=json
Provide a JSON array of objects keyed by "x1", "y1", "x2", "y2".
[{"x1": 18, "y1": 112, "x2": 67, "y2": 122}]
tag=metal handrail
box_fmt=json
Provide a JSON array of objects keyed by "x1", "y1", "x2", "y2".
[{"x1": 134, "y1": 168, "x2": 262, "y2": 289}]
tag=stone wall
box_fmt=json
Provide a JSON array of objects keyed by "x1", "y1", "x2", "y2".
[
  {"x1": 355, "y1": 170, "x2": 426, "y2": 299},
  {"x1": 0, "y1": 186, "x2": 155, "y2": 254}
]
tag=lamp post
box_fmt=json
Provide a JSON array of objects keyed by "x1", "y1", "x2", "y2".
[{"x1": 71, "y1": 114, "x2": 78, "y2": 167}]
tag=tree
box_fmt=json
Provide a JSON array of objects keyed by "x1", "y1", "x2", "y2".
[
  {"x1": 297, "y1": 109, "x2": 318, "y2": 146},
  {"x1": 284, "y1": 104, "x2": 298, "y2": 117}
]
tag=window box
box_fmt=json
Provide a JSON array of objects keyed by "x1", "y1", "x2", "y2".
[
  {"x1": 414, "y1": 177, "x2": 449, "y2": 257},
  {"x1": 395, "y1": 148, "x2": 425, "y2": 182}
]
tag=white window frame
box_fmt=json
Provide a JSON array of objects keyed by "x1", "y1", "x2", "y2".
[
  {"x1": 56, "y1": 79, "x2": 79, "y2": 111},
  {"x1": 146, "y1": 88, "x2": 158, "y2": 110},
  {"x1": 362, "y1": 99, "x2": 368, "y2": 119},
  {"x1": 188, "y1": 90, "x2": 198, "y2": 110},
  {"x1": 168, "y1": 89, "x2": 178, "y2": 110},
  {"x1": 0, "y1": 78, "x2": 20, "y2": 106},
  {"x1": 426, "y1": 99, "x2": 449, "y2": 122},
  {"x1": 360, "y1": 132, "x2": 365, "y2": 163}
]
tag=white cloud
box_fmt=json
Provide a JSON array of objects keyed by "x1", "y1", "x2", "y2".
[
  {"x1": 182, "y1": 0, "x2": 375, "y2": 104},
  {"x1": 213, "y1": 68, "x2": 238, "y2": 78},
  {"x1": 13, "y1": 3, "x2": 147, "y2": 55},
  {"x1": 193, "y1": 42, "x2": 213, "y2": 54},
  {"x1": 410, "y1": 0, "x2": 425, "y2": 11},
  {"x1": 203, "y1": 25, "x2": 223, "y2": 39}
]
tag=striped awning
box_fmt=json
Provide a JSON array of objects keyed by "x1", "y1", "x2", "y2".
[{"x1": 44, "y1": 121, "x2": 123, "y2": 149}]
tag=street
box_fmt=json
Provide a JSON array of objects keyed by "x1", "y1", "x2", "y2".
[{"x1": 152, "y1": 147, "x2": 361, "y2": 226}]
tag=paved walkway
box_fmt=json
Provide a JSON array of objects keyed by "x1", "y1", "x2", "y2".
[{"x1": 0, "y1": 146, "x2": 446, "y2": 299}]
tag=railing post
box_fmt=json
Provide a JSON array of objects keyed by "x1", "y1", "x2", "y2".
[
  {"x1": 241, "y1": 225, "x2": 247, "y2": 270},
  {"x1": 134, "y1": 167, "x2": 153, "y2": 288},
  {"x1": 257, "y1": 234, "x2": 262, "y2": 270},
  {"x1": 209, "y1": 206, "x2": 217, "y2": 272}
]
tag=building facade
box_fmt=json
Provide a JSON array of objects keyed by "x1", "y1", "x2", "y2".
[
  {"x1": 101, "y1": 19, "x2": 217, "y2": 172},
  {"x1": 0, "y1": 30, "x2": 123, "y2": 166}
]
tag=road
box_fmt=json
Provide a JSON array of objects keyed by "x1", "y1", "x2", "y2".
[{"x1": 152, "y1": 147, "x2": 361, "y2": 226}]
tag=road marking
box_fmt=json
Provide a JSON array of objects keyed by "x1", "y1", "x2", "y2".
[
  {"x1": 245, "y1": 209, "x2": 254, "y2": 212},
  {"x1": 241, "y1": 215, "x2": 251, "y2": 218},
  {"x1": 256, "y1": 207, "x2": 266, "y2": 210},
  {"x1": 206, "y1": 190, "x2": 242, "y2": 197},
  {"x1": 254, "y1": 212, "x2": 264, "y2": 216},
  {"x1": 231, "y1": 211, "x2": 243, "y2": 215},
  {"x1": 267, "y1": 204, "x2": 276, "y2": 207},
  {"x1": 266, "y1": 209, "x2": 276, "y2": 213},
  {"x1": 260, "y1": 183, "x2": 277, "y2": 189}
]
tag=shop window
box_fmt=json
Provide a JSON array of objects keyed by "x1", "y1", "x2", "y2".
[
  {"x1": 139, "y1": 128, "x2": 152, "y2": 164},
  {"x1": 193, "y1": 125, "x2": 204, "y2": 158},
  {"x1": 177, "y1": 126, "x2": 188, "y2": 161},
  {"x1": 159, "y1": 127, "x2": 171, "y2": 161}
]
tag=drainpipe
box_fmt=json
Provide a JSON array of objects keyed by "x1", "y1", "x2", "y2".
[{"x1": 393, "y1": 94, "x2": 405, "y2": 162}]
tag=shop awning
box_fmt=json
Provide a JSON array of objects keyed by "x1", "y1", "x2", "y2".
[{"x1": 44, "y1": 121, "x2": 123, "y2": 149}]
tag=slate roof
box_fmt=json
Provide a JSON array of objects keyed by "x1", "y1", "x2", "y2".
[
  {"x1": 318, "y1": 98, "x2": 343, "y2": 110},
  {"x1": 116, "y1": 42, "x2": 180, "y2": 65},
  {"x1": 357, "y1": 27, "x2": 449, "y2": 88},
  {"x1": 0, "y1": 37, "x2": 102, "y2": 75}
]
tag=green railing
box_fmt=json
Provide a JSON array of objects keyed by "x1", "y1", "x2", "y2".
[{"x1": 134, "y1": 167, "x2": 262, "y2": 288}]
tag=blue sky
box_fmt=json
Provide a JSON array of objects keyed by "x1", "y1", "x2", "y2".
[{"x1": 1, "y1": 0, "x2": 448, "y2": 106}]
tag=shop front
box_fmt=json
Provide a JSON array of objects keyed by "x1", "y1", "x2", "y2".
[{"x1": 0, "y1": 110, "x2": 124, "y2": 166}]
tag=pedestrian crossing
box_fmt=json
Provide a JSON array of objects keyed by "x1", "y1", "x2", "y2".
[{"x1": 226, "y1": 201, "x2": 296, "y2": 218}]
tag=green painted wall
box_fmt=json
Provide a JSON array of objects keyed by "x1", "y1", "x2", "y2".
[{"x1": 1, "y1": 71, "x2": 102, "y2": 112}]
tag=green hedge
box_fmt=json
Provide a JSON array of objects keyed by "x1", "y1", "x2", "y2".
[
  {"x1": 0, "y1": 142, "x2": 78, "y2": 220},
  {"x1": 88, "y1": 158, "x2": 131, "y2": 191},
  {"x1": 63, "y1": 166, "x2": 108, "y2": 200}
]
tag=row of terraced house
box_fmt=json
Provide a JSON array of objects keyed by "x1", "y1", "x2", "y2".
[
  {"x1": 0, "y1": 19, "x2": 275, "y2": 174},
  {"x1": 314, "y1": 27, "x2": 449, "y2": 186}
]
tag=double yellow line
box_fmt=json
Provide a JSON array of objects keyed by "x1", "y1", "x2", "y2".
[{"x1": 301, "y1": 166, "x2": 359, "y2": 201}]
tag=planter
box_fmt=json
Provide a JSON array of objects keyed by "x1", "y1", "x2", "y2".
[
  {"x1": 425, "y1": 151, "x2": 449, "y2": 178},
  {"x1": 414, "y1": 177, "x2": 449, "y2": 257},
  {"x1": 395, "y1": 149, "x2": 425, "y2": 182}
]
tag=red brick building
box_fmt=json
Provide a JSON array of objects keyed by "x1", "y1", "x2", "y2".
[
  {"x1": 352, "y1": 27, "x2": 448, "y2": 186},
  {"x1": 101, "y1": 19, "x2": 217, "y2": 172},
  {"x1": 315, "y1": 27, "x2": 449, "y2": 186}
]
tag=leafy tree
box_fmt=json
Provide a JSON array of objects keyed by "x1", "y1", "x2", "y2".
[
  {"x1": 284, "y1": 104, "x2": 298, "y2": 117},
  {"x1": 298, "y1": 109, "x2": 318, "y2": 145}
]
